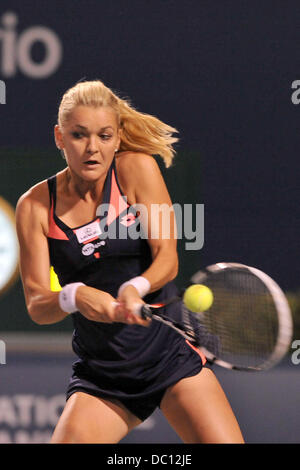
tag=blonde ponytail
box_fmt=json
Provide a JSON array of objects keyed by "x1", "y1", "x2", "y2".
[
  {"x1": 58, "y1": 80, "x2": 179, "y2": 167},
  {"x1": 117, "y1": 98, "x2": 178, "y2": 168}
]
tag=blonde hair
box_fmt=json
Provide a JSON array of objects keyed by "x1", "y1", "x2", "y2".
[{"x1": 58, "y1": 80, "x2": 178, "y2": 167}]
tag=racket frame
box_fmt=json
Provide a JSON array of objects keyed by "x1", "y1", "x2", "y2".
[
  {"x1": 141, "y1": 262, "x2": 293, "y2": 372},
  {"x1": 190, "y1": 262, "x2": 293, "y2": 371}
]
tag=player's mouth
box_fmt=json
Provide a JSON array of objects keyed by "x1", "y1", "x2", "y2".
[{"x1": 83, "y1": 159, "x2": 100, "y2": 166}]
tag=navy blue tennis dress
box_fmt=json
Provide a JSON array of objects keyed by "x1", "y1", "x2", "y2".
[{"x1": 47, "y1": 158, "x2": 205, "y2": 421}]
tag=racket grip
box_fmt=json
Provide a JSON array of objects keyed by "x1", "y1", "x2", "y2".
[
  {"x1": 140, "y1": 304, "x2": 153, "y2": 320},
  {"x1": 131, "y1": 303, "x2": 152, "y2": 319}
]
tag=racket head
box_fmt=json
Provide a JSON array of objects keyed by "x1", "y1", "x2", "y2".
[{"x1": 186, "y1": 262, "x2": 293, "y2": 371}]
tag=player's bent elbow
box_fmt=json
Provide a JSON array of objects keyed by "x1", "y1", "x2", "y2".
[
  {"x1": 171, "y1": 266, "x2": 179, "y2": 281},
  {"x1": 27, "y1": 304, "x2": 46, "y2": 325},
  {"x1": 25, "y1": 288, "x2": 63, "y2": 325},
  {"x1": 27, "y1": 295, "x2": 55, "y2": 325},
  {"x1": 169, "y1": 257, "x2": 179, "y2": 281}
]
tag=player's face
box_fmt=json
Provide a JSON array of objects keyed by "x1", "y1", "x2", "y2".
[{"x1": 55, "y1": 105, "x2": 121, "y2": 181}]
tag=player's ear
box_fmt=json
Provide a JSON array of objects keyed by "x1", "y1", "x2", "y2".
[{"x1": 54, "y1": 124, "x2": 64, "y2": 150}]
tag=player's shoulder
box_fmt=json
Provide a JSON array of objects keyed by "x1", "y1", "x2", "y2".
[
  {"x1": 16, "y1": 178, "x2": 51, "y2": 220},
  {"x1": 17, "y1": 178, "x2": 49, "y2": 207},
  {"x1": 116, "y1": 151, "x2": 161, "y2": 180}
]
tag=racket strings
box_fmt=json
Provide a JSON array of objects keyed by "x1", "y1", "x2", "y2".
[
  {"x1": 185, "y1": 270, "x2": 280, "y2": 369},
  {"x1": 182, "y1": 305, "x2": 221, "y2": 354}
]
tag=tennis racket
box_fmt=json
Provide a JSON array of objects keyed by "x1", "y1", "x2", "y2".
[{"x1": 137, "y1": 262, "x2": 293, "y2": 372}]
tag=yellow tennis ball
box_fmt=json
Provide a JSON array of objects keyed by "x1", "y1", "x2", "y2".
[
  {"x1": 183, "y1": 284, "x2": 213, "y2": 313},
  {"x1": 50, "y1": 266, "x2": 62, "y2": 292}
]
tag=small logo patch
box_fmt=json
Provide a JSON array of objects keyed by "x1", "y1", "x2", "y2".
[
  {"x1": 120, "y1": 213, "x2": 136, "y2": 227},
  {"x1": 81, "y1": 240, "x2": 106, "y2": 256},
  {"x1": 75, "y1": 220, "x2": 102, "y2": 244},
  {"x1": 82, "y1": 243, "x2": 95, "y2": 256}
]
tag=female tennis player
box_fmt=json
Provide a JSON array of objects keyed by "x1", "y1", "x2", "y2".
[{"x1": 16, "y1": 80, "x2": 244, "y2": 443}]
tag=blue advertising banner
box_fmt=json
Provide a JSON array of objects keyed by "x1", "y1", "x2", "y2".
[{"x1": 0, "y1": 339, "x2": 298, "y2": 443}]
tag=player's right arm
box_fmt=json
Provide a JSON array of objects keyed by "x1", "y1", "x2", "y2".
[
  {"x1": 15, "y1": 183, "x2": 147, "y2": 326},
  {"x1": 16, "y1": 183, "x2": 73, "y2": 325}
]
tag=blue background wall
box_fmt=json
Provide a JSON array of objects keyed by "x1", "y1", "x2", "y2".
[{"x1": 1, "y1": 0, "x2": 300, "y2": 330}]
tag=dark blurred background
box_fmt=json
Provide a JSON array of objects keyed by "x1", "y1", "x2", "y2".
[{"x1": 0, "y1": 0, "x2": 299, "y2": 444}]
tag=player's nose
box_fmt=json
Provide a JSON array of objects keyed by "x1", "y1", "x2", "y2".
[{"x1": 86, "y1": 135, "x2": 99, "y2": 154}]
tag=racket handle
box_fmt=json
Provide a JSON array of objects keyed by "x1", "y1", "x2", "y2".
[
  {"x1": 130, "y1": 303, "x2": 153, "y2": 319},
  {"x1": 140, "y1": 304, "x2": 153, "y2": 319}
]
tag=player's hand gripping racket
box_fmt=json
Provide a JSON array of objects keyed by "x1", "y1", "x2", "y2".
[{"x1": 137, "y1": 262, "x2": 293, "y2": 372}]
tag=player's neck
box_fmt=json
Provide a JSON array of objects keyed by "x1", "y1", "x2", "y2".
[{"x1": 65, "y1": 168, "x2": 105, "y2": 203}]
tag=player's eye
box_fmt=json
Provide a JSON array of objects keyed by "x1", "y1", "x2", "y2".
[
  {"x1": 100, "y1": 134, "x2": 112, "y2": 140},
  {"x1": 71, "y1": 131, "x2": 84, "y2": 139}
]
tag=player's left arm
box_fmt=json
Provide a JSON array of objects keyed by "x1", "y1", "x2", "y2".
[{"x1": 117, "y1": 152, "x2": 178, "y2": 293}]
